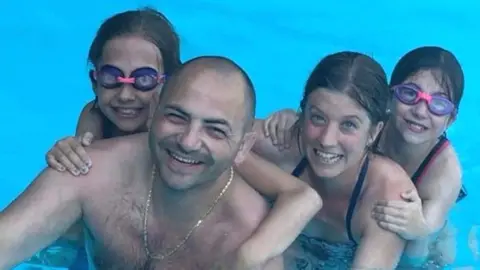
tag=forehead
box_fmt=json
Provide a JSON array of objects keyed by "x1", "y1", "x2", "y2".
[
  {"x1": 405, "y1": 70, "x2": 446, "y2": 95},
  {"x1": 308, "y1": 88, "x2": 369, "y2": 119},
  {"x1": 100, "y1": 35, "x2": 163, "y2": 72},
  {"x1": 165, "y1": 71, "x2": 246, "y2": 128}
]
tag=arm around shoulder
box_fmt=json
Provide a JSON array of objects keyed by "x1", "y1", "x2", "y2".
[
  {"x1": 236, "y1": 152, "x2": 321, "y2": 265},
  {"x1": 0, "y1": 168, "x2": 84, "y2": 268}
]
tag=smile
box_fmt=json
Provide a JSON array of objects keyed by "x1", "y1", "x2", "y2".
[
  {"x1": 167, "y1": 149, "x2": 202, "y2": 165},
  {"x1": 404, "y1": 118, "x2": 428, "y2": 132},
  {"x1": 313, "y1": 148, "x2": 343, "y2": 164},
  {"x1": 113, "y1": 107, "x2": 143, "y2": 118}
]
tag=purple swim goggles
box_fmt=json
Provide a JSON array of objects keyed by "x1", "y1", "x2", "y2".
[
  {"x1": 92, "y1": 64, "x2": 166, "y2": 91},
  {"x1": 392, "y1": 83, "x2": 456, "y2": 116}
]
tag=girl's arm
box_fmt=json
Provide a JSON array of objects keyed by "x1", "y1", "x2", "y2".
[{"x1": 235, "y1": 152, "x2": 322, "y2": 266}]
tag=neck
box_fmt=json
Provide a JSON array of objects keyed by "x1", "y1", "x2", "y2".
[
  {"x1": 112, "y1": 125, "x2": 148, "y2": 138},
  {"x1": 381, "y1": 121, "x2": 437, "y2": 169},
  {"x1": 151, "y1": 166, "x2": 233, "y2": 222}
]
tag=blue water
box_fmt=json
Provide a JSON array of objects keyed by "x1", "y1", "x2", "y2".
[{"x1": 1, "y1": 0, "x2": 479, "y2": 269}]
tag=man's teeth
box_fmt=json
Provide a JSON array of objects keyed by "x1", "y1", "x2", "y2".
[
  {"x1": 313, "y1": 149, "x2": 342, "y2": 164},
  {"x1": 169, "y1": 151, "x2": 201, "y2": 165}
]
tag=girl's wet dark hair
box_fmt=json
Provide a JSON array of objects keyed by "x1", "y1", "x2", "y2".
[
  {"x1": 88, "y1": 7, "x2": 181, "y2": 138},
  {"x1": 88, "y1": 7, "x2": 181, "y2": 75},
  {"x1": 390, "y1": 46, "x2": 464, "y2": 110},
  {"x1": 300, "y1": 51, "x2": 390, "y2": 125}
]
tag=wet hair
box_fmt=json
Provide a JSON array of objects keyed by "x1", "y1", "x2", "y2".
[
  {"x1": 299, "y1": 51, "x2": 390, "y2": 126},
  {"x1": 390, "y1": 46, "x2": 464, "y2": 110},
  {"x1": 88, "y1": 7, "x2": 180, "y2": 74},
  {"x1": 160, "y1": 55, "x2": 256, "y2": 131},
  {"x1": 87, "y1": 7, "x2": 181, "y2": 138}
]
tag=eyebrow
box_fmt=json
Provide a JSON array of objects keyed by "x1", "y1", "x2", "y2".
[
  {"x1": 310, "y1": 105, "x2": 363, "y2": 123},
  {"x1": 165, "y1": 105, "x2": 233, "y2": 132}
]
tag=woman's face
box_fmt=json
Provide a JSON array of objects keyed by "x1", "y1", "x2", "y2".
[
  {"x1": 301, "y1": 88, "x2": 382, "y2": 178},
  {"x1": 93, "y1": 35, "x2": 164, "y2": 133},
  {"x1": 391, "y1": 69, "x2": 454, "y2": 145}
]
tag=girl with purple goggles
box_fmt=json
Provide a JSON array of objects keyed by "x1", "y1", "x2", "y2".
[{"x1": 392, "y1": 83, "x2": 456, "y2": 116}]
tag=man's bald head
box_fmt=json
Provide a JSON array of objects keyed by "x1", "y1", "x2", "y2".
[{"x1": 160, "y1": 56, "x2": 256, "y2": 131}]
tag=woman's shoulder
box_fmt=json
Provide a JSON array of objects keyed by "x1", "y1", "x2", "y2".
[
  {"x1": 368, "y1": 153, "x2": 408, "y2": 178},
  {"x1": 365, "y1": 154, "x2": 414, "y2": 198}
]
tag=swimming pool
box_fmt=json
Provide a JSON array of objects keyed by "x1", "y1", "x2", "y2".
[{"x1": 1, "y1": 0, "x2": 478, "y2": 269}]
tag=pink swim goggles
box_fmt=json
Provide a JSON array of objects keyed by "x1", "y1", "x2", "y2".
[
  {"x1": 392, "y1": 83, "x2": 455, "y2": 116},
  {"x1": 92, "y1": 64, "x2": 166, "y2": 91}
]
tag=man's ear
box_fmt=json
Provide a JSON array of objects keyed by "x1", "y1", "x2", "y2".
[{"x1": 234, "y1": 132, "x2": 257, "y2": 165}]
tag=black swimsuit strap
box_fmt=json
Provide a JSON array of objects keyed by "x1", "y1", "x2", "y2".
[
  {"x1": 290, "y1": 155, "x2": 370, "y2": 245},
  {"x1": 411, "y1": 134, "x2": 448, "y2": 184},
  {"x1": 291, "y1": 158, "x2": 308, "y2": 177},
  {"x1": 345, "y1": 156, "x2": 370, "y2": 244}
]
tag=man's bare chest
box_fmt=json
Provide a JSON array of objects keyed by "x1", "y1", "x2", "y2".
[{"x1": 82, "y1": 195, "x2": 240, "y2": 269}]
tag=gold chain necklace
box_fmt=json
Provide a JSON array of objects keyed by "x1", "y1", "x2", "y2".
[{"x1": 143, "y1": 166, "x2": 234, "y2": 260}]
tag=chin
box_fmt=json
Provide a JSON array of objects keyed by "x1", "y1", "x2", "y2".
[
  {"x1": 311, "y1": 167, "x2": 344, "y2": 179},
  {"x1": 164, "y1": 179, "x2": 197, "y2": 191},
  {"x1": 158, "y1": 167, "x2": 197, "y2": 191},
  {"x1": 117, "y1": 121, "x2": 145, "y2": 133},
  {"x1": 399, "y1": 130, "x2": 431, "y2": 145}
]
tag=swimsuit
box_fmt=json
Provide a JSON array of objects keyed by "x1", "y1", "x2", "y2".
[
  {"x1": 409, "y1": 134, "x2": 467, "y2": 202},
  {"x1": 284, "y1": 156, "x2": 369, "y2": 269}
]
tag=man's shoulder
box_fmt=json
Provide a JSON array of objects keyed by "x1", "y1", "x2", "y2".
[
  {"x1": 87, "y1": 132, "x2": 148, "y2": 164},
  {"x1": 88, "y1": 132, "x2": 147, "y2": 154},
  {"x1": 76, "y1": 133, "x2": 148, "y2": 189},
  {"x1": 226, "y1": 175, "x2": 269, "y2": 229}
]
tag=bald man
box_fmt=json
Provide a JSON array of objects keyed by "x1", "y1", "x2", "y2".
[{"x1": 0, "y1": 56, "x2": 284, "y2": 269}]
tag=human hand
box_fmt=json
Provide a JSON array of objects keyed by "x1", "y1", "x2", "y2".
[
  {"x1": 263, "y1": 109, "x2": 298, "y2": 151},
  {"x1": 45, "y1": 132, "x2": 94, "y2": 176},
  {"x1": 372, "y1": 189, "x2": 429, "y2": 240}
]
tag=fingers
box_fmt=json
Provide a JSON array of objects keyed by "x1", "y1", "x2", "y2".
[
  {"x1": 375, "y1": 200, "x2": 408, "y2": 208},
  {"x1": 275, "y1": 117, "x2": 287, "y2": 148},
  {"x1": 377, "y1": 221, "x2": 405, "y2": 234},
  {"x1": 265, "y1": 114, "x2": 280, "y2": 145},
  {"x1": 263, "y1": 116, "x2": 272, "y2": 137},
  {"x1": 48, "y1": 137, "x2": 91, "y2": 176},
  {"x1": 79, "y1": 133, "x2": 94, "y2": 167},
  {"x1": 264, "y1": 111, "x2": 295, "y2": 150},
  {"x1": 278, "y1": 113, "x2": 294, "y2": 149},
  {"x1": 73, "y1": 142, "x2": 92, "y2": 169},
  {"x1": 372, "y1": 210, "x2": 407, "y2": 225},
  {"x1": 81, "y1": 132, "x2": 94, "y2": 146},
  {"x1": 56, "y1": 152, "x2": 82, "y2": 176},
  {"x1": 402, "y1": 189, "x2": 421, "y2": 202},
  {"x1": 46, "y1": 152, "x2": 66, "y2": 172},
  {"x1": 373, "y1": 205, "x2": 406, "y2": 218}
]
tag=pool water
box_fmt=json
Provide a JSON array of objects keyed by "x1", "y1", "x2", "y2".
[{"x1": 0, "y1": 0, "x2": 478, "y2": 269}]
